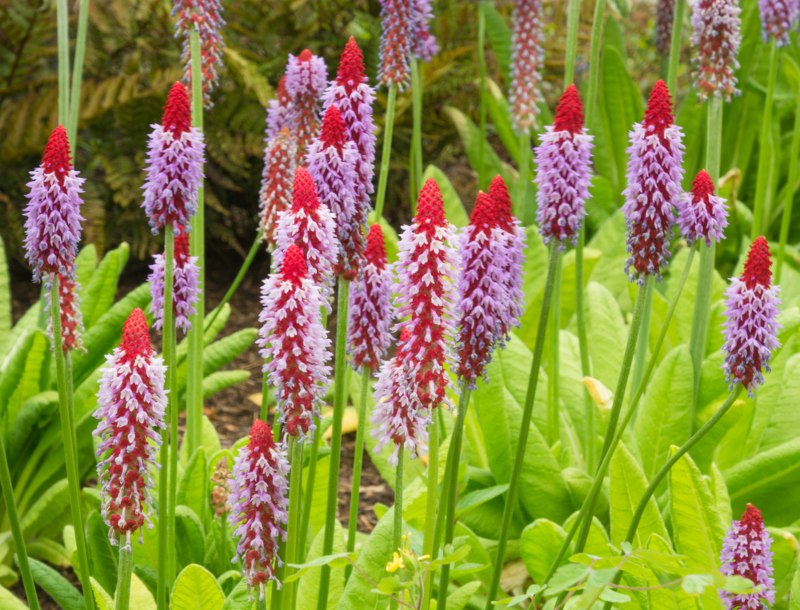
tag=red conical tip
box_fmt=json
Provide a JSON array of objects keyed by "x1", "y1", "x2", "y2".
[
  {"x1": 643, "y1": 80, "x2": 674, "y2": 133},
  {"x1": 319, "y1": 105, "x2": 348, "y2": 151},
  {"x1": 470, "y1": 191, "x2": 498, "y2": 230},
  {"x1": 741, "y1": 503, "x2": 764, "y2": 528},
  {"x1": 281, "y1": 243, "x2": 308, "y2": 285},
  {"x1": 248, "y1": 419, "x2": 276, "y2": 455},
  {"x1": 291, "y1": 167, "x2": 321, "y2": 213},
  {"x1": 691, "y1": 170, "x2": 715, "y2": 202},
  {"x1": 337, "y1": 36, "x2": 366, "y2": 89},
  {"x1": 162, "y1": 82, "x2": 191, "y2": 136},
  {"x1": 174, "y1": 227, "x2": 190, "y2": 266},
  {"x1": 42, "y1": 125, "x2": 72, "y2": 180},
  {"x1": 120, "y1": 308, "x2": 151, "y2": 359},
  {"x1": 742, "y1": 237, "x2": 772, "y2": 289},
  {"x1": 415, "y1": 179, "x2": 447, "y2": 227},
  {"x1": 488, "y1": 175, "x2": 514, "y2": 231},
  {"x1": 298, "y1": 49, "x2": 313, "y2": 62},
  {"x1": 553, "y1": 85, "x2": 584, "y2": 134},
  {"x1": 364, "y1": 224, "x2": 387, "y2": 269},
  {"x1": 276, "y1": 76, "x2": 290, "y2": 103}
]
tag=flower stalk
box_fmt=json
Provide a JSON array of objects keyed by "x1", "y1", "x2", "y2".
[
  {"x1": 67, "y1": 0, "x2": 90, "y2": 144},
  {"x1": 284, "y1": 438, "x2": 304, "y2": 610},
  {"x1": 777, "y1": 87, "x2": 800, "y2": 282},
  {"x1": 410, "y1": 58, "x2": 423, "y2": 208},
  {"x1": 115, "y1": 544, "x2": 133, "y2": 610},
  {"x1": 374, "y1": 85, "x2": 397, "y2": 219},
  {"x1": 346, "y1": 370, "x2": 371, "y2": 564},
  {"x1": 752, "y1": 40, "x2": 779, "y2": 237}
]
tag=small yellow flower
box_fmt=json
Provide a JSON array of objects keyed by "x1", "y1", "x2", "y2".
[{"x1": 386, "y1": 551, "x2": 405, "y2": 574}]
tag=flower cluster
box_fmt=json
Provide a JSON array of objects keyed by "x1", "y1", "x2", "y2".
[
  {"x1": 534, "y1": 85, "x2": 594, "y2": 248},
  {"x1": 266, "y1": 76, "x2": 293, "y2": 142},
  {"x1": 172, "y1": 0, "x2": 225, "y2": 108},
  {"x1": 676, "y1": 169, "x2": 728, "y2": 246},
  {"x1": 509, "y1": 0, "x2": 544, "y2": 132},
  {"x1": 758, "y1": 0, "x2": 799, "y2": 46},
  {"x1": 411, "y1": 0, "x2": 438, "y2": 62},
  {"x1": 258, "y1": 244, "x2": 331, "y2": 439},
  {"x1": 142, "y1": 82, "x2": 205, "y2": 234},
  {"x1": 622, "y1": 80, "x2": 685, "y2": 283},
  {"x1": 395, "y1": 179, "x2": 457, "y2": 410},
  {"x1": 348, "y1": 224, "x2": 394, "y2": 373},
  {"x1": 229, "y1": 420, "x2": 289, "y2": 592},
  {"x1": 655, "y1": 0, "x2": 675, "y2": 55},
  {"x1": 691, "y1": 0, "x2": 741, "y2": 100},
  {"x1": 378, "y1": 0, "x2": 412, "y2": 89},
  {"x1": 720, "y1": 504, "x2": 775, "y2": 609},
  {"x1": 259, "y1": 128, "x2": 297, "y2": 247},
  {"x1": 148, "y1": 227, "x2": 201, "y2": 333},
  {"x1": 210, "y1": 460, "x2": 231, "y2": 517},
  {"x1": 93, "y1": 309, "x2": 167, "y2": 544},
  {"x1": 723, "y1": 236, "x2": 781, "y2": 393},
  {"x1": 285, "y1": 50, "x2": 328, "y2": 162},
  {"x1": 49, "y1": 271, "x2": 85, "y2": 352}
]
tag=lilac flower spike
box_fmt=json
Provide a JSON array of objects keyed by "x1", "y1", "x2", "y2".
[
  {"x1": 510, "y1": 0, "x2": 544, "y2": 131},
  {"x1": 93, "y1": 309, "x2": 166, "y2": 544},
  {"x1": 677, "y1": 169, "x2": 728, "y2": 246},
  {"x1": 49, "y1": 271, "x2": 84, "y2": 353},
  {"x1": 535, "y1": 85, "x2": 594, "y2": 248},
  {"x1": 720, "y1": 504, "x2": 775, "y2": 609},
  {"x1": 655, "y1": 0, "x2": 676, "y2": 55},
  {"x1": 172, "y1": 0, "x2": 225, "y2": 108},
  {"x1": 142, "y1": 82, "x2": 205, "y2": 234},
  {"x1": 411, "y1": 0, "x2": 439, "y2": 62},
  {"x1": 258, "y1": 244, "x2": 331, "y2": 439},
  {"x1": 285, "y1": 50, "x2": 328, "y2": 161},
  {"x1": 622, "y1": 80, "x2": 685, "y2": 283},
  {"x1": 723, "y1": 236, "x2": 781, "y2": 394},
  {"x1": 229, "y1": 420, "x2": 289, "y2": 594},
  {"x1": 267, "y1": 77, "x2": 293, "y2": 142},
  {"x1": 759, "y1": 0, "x2": 800, "y2": 46},
  {"x1": 691, "y1": 0, "x2": 742, "y2": 100},
  {"x1": 379, "y1": 0, "x2": 413, "y2": 90},
  {"x1": 148, "y1": 228, "x2": 201, "y2": 333},
  {"x1": 259, "y1": 128, "x2": 297, "y2": 247},
  {"x1": 24, "y1": 125, "x2": 84, "y2": 283}
]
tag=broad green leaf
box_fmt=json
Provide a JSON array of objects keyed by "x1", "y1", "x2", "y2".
[
  {"x1": 0, "y1": 584, "x2": 28, "y2": 610},
  {"x1": 482, "y1": 2, "x2": 511, "y2": 82},
  {"x1": 29, "y1": 557, "x2": 84, "y2": 610},
  {"x1": 485, "y1": 78, "x2": 518, "y2": 160},
  {"x1": 446, "y1": 581, "x2": 482, "y2": 610},
  {"x1": 171, "y1": 564, "x2": 224, "y2": 610},
  {"x1": 81, "y1": 242, "x2": 130, "y2": 328},
  {"x1": 747, "y1": 353, "x2": 800, "y2": 454},
  {"x1": 74, "y1": 243, "x2": 99, "y2": 290},
  {"x1": 26, "y1": 538, "x2": 72, "y2": 567},
  {"x1": 421, "y1": 164, "x2": 469, "y2": 227},
  {"x1": 91, "y1": 578, "x2": 114, "y2": 610},
  {"x1": 131, "y1": 573, "x2": 157, "y2": 610},
  {"x1": 0, "y1": 304, "x2": 39, "y2": 372},
  {"x1": 297, "y1": 523, "x2": 347, "y2": 610},
  {"x1": 202, "y1": 370, "x2": 249, "y2": 400},
  {"x1": 790, "y1": 556, "x2": 800, "y2": 610},
  {"x1": 175, "y1": 506, "x2": 206, "y2": 569},
  {"x1": 586, "y1": 282, "x2": 627, "y2": 392},
  {"x1": 201, "y1": 329, "x2": 257, "y2": 378},
  {"x1": 519, "y1": 519, "x2": 567, "y2": 584},
  {"x1": 21, "y1": 478, "x2": 69, "y2": 537},
  {"x1": 2, "y1": 329, "x2": 48, "y2": 438},
  {"x1": 87, "y1": 511, "x2": 117, "y2": 595},
  {"x1": 609, "y1": 443, "x2": 668, "y2": 547},
  {"x1": 587, "y1": 211, "x2": 628, "y2": 300},
  {"x1": 0, "y1": 235, "x2": 11, "y2": 337},
  {"x1": 178, "y1": 448, "x2": 208, "y2": 522},
  {"x1": 7, "y1": 390, "x2": 57, "y2": 464},
  {"x1": 0, "y1": 329, "x2": 36, "y2": 416}
]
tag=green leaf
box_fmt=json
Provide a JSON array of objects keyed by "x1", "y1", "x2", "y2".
[
  {"x1": 296, "y1": 523, "x2": 347, "y2": 610},
  {"x1": 81, "y1": 242, "x2": 130, "y2": 328},
  {"x1": 0, "y1": 235, "x2": 11, "y2": 339},
  {"x1": 179, "y1": 448, "x2": 208, "y2": 522},
  {"x1": 421, "y1": 164, "x2": 469, "y2": 227},
  {"x1": 21, "y1": 478, "x2": 69, "y2": 537},
  {"x1": 586, "y1": 282, "x2": 627, "y2": 392},
  {"x1": 222, "y1": 578, "x2": 264, "y2": 610},
  {"x1": 7, "y1": 390, "x2": 58, "y2": 463},
  {"x1": 131, "y1": 573, "x2": 157, "y2": 610},
  {"x1": 2, "y1": 329, "x2": 48, "y2": 438},
  {"x1": 519, "y1": 519, "x2": 567, "y2": 584},
  {"x1": 171, "y1": 564, "x2": 224, "y2": 610},
  {"x1": 87, "y1": 511, "x2": 117, "y2": 595},
  {"x1": 790, "y1": 557, "x2": 800, "y2": 610},
  {"x1": 29, "y1": 557, "x2": 85, "y2": 610},
  {"x1": 338, "y1": 507, "x2": 395, "y2": 609},
  {"x1": 91, "y1": 578, "x2": 114, "y2": 610},
  {"x1": 609, "y1": 443, "x2": 668, "y2": 547},
  {"x1": 587, "y1": 211, "x2": 628, "y2": 300},
  {"x1": 485, "y1": 79, "x2": 518, "y2": 160},
  {"x1": 175, "y1": 506, "x2": 206, "y2": 569},
  {"x1": 482, "y1": 2, "x2": 511, "y2": 82},
  {"x1": 202, "y1": 370, "x2": 249, "y2": 400},
  {"x1": 0, "y1": 584, "x2": 29, "y2": 610},
  {"x1": 202, "y1": 329, "x2": 257, "y2": 377},
  {"x1": 446, "y1": 581, "x2": 481, "y2": 610}
]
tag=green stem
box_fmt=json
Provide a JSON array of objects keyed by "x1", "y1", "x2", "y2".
[
  {"x1": 420, "y1": 403, "x2": 440, "y2": 609},
  {"x1": 753, "y1": 41, "x2": 779, "y2": 238},
  {"x1": 516, "y1": 130, "x2": 531, "y2": 222},
  {"x1": 374, "y1": 85, "x2": 398, "y2": 219},
  {"x1": 67, "y1": 0, "x2": 90, "y2": 144},
  {"x1": 391, "y1": 447, "x2": 405, "y2": 610},
  {"x1": 631, "y1": 287, "x2": 652, "y2": 394},
  {"x1": 484, "y1": 247, "x2": 560, "y2": 608},
  {"x1": 777, "y1": 83, "x2": 800, "y2": 282},
  {"x1": 564, "y1": 0, "x2": 582, "y2": 86},
  {"x1": 261, "y1": 370, "x2": 270, "y2": 423},
  {"x1": 205, "y1": 235, "x2": 261, "y2": 333},
  {"x1": 50, "y1": 279, "x2": 94, "y2": 610},
  {"x1": 547, "y1": 258, "x2": 562, "y2": 446},
  {"x1": 411, "y1": 58, "x2": 423, "y2": 209},
  {"x1": 434, "y1": 384, "x2": 471, "y2": 610},
  {"x1": 0, "y1": 433, "x2": 39, "y2": 610},
  {"x1": 624, "y1": 387, "x2": 742, "y2": 545},
  {"x1": 297, "y1": 416, "x2": 321, "y2": 557},
  {"x1": 345, "y1": 371, "x2": 371, "y2": 579},
  {"x1": 56, "y1": 0, "x2": 70, "y2": 125},
  {"x1": 666, "y1": 0, "x2": 685, "y2": 97},
  {"x1": 542, "y1": 249, "x2": 695, "y2": 585},
  {"x1": 284, "y1": 438, "x2": 304, "y2": 610},
  {"x1": 478, "y1": 2, "x2": 488, "y2": 190},
  {"x1": 584, "y1": 0, "x2": 606, "y2": 124},
  {"x1": 317, "y1": 278, "x2": 351, "y2": 610},
  {"x1": 187, "y1": 27, "x2": 206, "y2": 458},
  {"x1": 114, "y1": 542, "x2": 133, "y2": 610}
]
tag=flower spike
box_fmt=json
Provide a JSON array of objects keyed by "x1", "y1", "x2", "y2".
[
  {"x1": 285, "y1": 50, "x2": 328, "y2": 163},
  {"x1": 229, "y1": 420, "x2": 289, "y2": 594},
  {"x1": 379, "y1": 0, "x2": 413, "y2": 90},
  {"x1": 535, "y1": 85, "x2": 594, "y2": 248},
  {"x1": 759, "y1": 0, "x2": 799, "y2": 46},
  {"x1": 172, "y1": 0, "x2": 225, "y2": 108},
  {"x1": 266, "y1": 76, "x2": 294, "y2": 142},
  {"x1": 655, "y1": 0, "x2": 676, "y2": 56},
  {"x1": 259, "y1": 128, "x2": 297, "y2": 247},
  {"x1": 49, "y1": 271, "x2": 85, "y2": 353},
  {"x1": 720, "y1": 504, "x2": 775, "y2": 609},
  {"x1": 258, "y1": 244, "x2": 331, "y2": 439},
  {"x1": 93, "y1": 309, "x2": 167, "y2": 544},
  {"x1": 622, "y1": 80, "x2": 685, "y2": 283},
  {"x1": 723, "y1": 237, "x2": 781, "y2": 393},
  {"x1": 148, "y1": 227, "x2": 201, "y2": 333},
  {"x1": 691, "y1": 0, "x2": 742, "y2": 100},
  {"x1": 142, "y1": 82, "x2": 205, "y2": 234},
  {"x1": 677, "y1": 169, "x2": 728, "y2": 246},
  {"x1": 411, "y1": 0, "x2": 439, "y2": 62},
  {"x1": 509, "y1": 0, "x2": 544, "y2": 131}
]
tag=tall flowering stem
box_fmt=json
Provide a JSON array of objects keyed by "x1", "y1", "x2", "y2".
[
  {"x1": 777, "y1": 84, "x2": 800, "y2": 282},
  {"x1": 752, "y1": 40, "x2": 780, "y2": 238},
  {"x1": 720, "y1": 504, "x2": 775, "y2": 609}
]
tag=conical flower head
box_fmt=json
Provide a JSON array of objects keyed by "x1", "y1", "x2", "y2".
[
  {"x1": 655, "y1": 0, "x2": 676, "y2": 55},
  {"x1": 24, "y1": 125, "x2": 85, "y2": 282},
  {"x1": 266, "y1": 76, "x2": 294, "y2": 141},
  {"x1": 308, "y1": 105, "x2": 363, "y2": 279},
  {"x1": 148, "y1": 227, "x2": 201, "y2": 333},
  {"x1": 322, "y1": 37, "x2": 377, "y2": 226},
  {"x1": 372, "y1": 329, "x2": 429, "y2": 464},
  {"x1": 258, "y1": 244, "x2": 331, "y2": 439},
  {"x1": 691, "y1": 0, "x2": 742, "y2": 100},
  {"x1": 142, "y1": 83, "x2": 205, "y2": 233},
  {"x1": 677, "y1": 169, "x2": 729, "y2": 246},
  {"x1": 622, "y1": 80, "x2": 685, "y2": 283},
  {"x1": 273, "y1": 167, "x2": 338, "y2": 303},
  {"x1": 411, "y1": 0, "x2": 439, "y2": 62},
  {"x1": 535, "y1": 85, "x2": 594, "y2": 248},
  {"x1": 723, "y1": 237, "x2": 781, "y2": 393},
  {"x1": 379, "y1": 0, "x2": 412, "y2": 90},
  {"x1": 395, "y1": 179, "x2": 457, "y2": 410},
  {"x1": 229, "y1": 420, "x2": 289, "y2": 593},
  {"x1": 93, "y1": 308, "x2": 167, "y2": 543},
  {"x1": 285, "y1": 50, "x2": 328, "y2": 163},
  {"x1": 488, "y1": 176, "x2": 526, "y2": 341},
  {"x1": 759, "y1": 0, "x2": 799, "y2": 46},
  {"x1": 173, "y1": 0, "x2": 225, "y2": 108},
  {"x1": 349, "y1": 224, "x2": 394, "y2": 372},
  {"x1": 510, "y1": 0, "x2": 544, "y2": 131},
  {"x1": 720, "y1": 504, "x2": 775, "y2": 609},
  {"x1": 259, "y1": 128, "x2": 297, "y2": 247}
]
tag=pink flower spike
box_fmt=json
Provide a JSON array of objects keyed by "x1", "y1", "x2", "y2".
[
  {"x1": 148, "y1": 227, "x2": 201, "y2": 334},
  {"x1": 229, "y1": 420, "x2": 289, "y2": 594},
  {"x1": 655, "y1": 0, "x2": 675, "y2": 56},
  {"x1": 691, "y1": 0, "x2": 741, "y2": 100},
  {"x1": 267, "y1": 76, "x2": 293, "y2": 142},
  {"x1": 379, "y1": 0, "x2": 413, "y2": 90},
  {"x1": 259, "y1": 128, "x2": 297, "y2": 247},
  {"x1": 759, "y1": 0, "x2": 799, "y2": 46},
  {"x1": 510, "y1": 0, "x2": 544, "y2": 131},
  {"x1": 348, "y1": 225, "x2": 394, "y2": 373},
  {"x1": 285, "y1": 50, "x2": 328, "y2": 163},
  {"x1": 720, "y1": 504, "x2": 775, "y2": 609},
  {"x1": 142, "y1": 83, "x2": 205, "y2": 234},
  {"x1": 93, "y1": 309, "x2": 166, "y2": 545},
  {"x1": 258, "y1": 244, "x2": 331, "y2": 439},
  {"x1": 173, "y1": 0, "x2": 225, "y2": 108},
  {"x1": 677, "y1": 169, "x2": 728, "y2": 246},
  {"x1": 24, "y1": 125, "x2": 85, "y2": 283},
  {"x1": 47, "y1": 271, "x2": 85, "y2": 353},
  {"x1": 411, "y1": 0, "x2": 439, "y2": 62}
]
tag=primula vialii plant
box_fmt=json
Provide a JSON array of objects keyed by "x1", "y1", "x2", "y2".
[
  {"x1": 285, "y1": 49, "x2": 328, "y2": 162},
  {"x1": 720, "y1": 504, "x2": 775, "y2": 609},
  {"x1": 258, "y1": 127, "x2": 297, "y2": 247},
  {"x1": 172, "y1": 0, "x2": 225, "y2": 107},
  {"x1": 148, "y1": 227, "x2": 201, "y2": 333}
]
